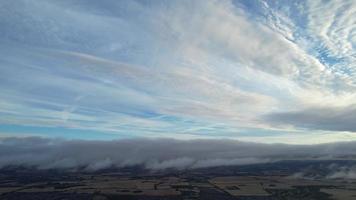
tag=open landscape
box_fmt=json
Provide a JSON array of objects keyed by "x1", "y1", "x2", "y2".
[
  {"x1": 1, "y1": 160, "x2": 356, "y2": 200},
  {"x1": 1, "y1": 0, "x2": 356, "y2": 199}
]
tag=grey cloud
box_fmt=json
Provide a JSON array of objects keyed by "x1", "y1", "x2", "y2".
[
  {"x1": 266, "y1": 105, "x2": 356, "y2": 132},
  {"x1": 1, "y1": 137, "x2": 356, "y2": 171}
]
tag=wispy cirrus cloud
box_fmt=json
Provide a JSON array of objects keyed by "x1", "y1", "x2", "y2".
[{"x1": 0, "y1": 0, "x2": 355, "y2": 143}]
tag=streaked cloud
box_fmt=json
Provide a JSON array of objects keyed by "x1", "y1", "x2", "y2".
[
  {"x1": 0, "y1": 0, "x2": 355, "y2": 143},
  {"x1": 266, "y1": 104, "x2": 356, "y2": 132}
]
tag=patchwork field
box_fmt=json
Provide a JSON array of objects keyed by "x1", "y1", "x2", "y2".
[{"x1": 1, "y1": 161, "x2": 356, "y2": 199}]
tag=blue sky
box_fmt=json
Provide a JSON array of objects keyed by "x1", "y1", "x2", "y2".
[{"x1": 0, "y1": 0, "x2": 356, "y2": 144}]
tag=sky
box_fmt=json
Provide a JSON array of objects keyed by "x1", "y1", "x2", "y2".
[{"x1": 0, "y1": 0, "x2": 356, "y2": 144}]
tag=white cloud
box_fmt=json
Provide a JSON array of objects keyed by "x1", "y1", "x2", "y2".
[{"x1": 0, "y1": 0, "x2": 356, "y2": 142}]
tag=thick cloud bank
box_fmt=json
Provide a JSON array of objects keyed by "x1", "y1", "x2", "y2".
[{"x1": 1, "y1": 137, "x2": 356, "y2": 171}]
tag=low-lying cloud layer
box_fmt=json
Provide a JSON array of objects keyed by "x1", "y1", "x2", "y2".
[
  {"x1": 1, "y1": 137, "x2": 356, "y2": 171},
  {"x1": 292, "y1": 163, "x2": 356, "y2": 180},
  {"x1": 327, "y1": 166, "x2": 356, "y2": 179}
]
